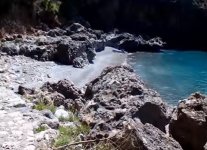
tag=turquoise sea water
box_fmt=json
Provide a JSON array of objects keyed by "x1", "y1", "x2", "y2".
[{"x1": 127, "y1": 50, "x2": 207, "y2": 105}]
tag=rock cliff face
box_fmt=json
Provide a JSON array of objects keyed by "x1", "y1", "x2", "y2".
[{"x1": 61, "y1": 0, "x2": 207, "y2": 50}]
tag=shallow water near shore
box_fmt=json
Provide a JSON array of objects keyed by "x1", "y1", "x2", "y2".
[{"x1": 128, "y1": 50, "x2": 207, "y2": 105}]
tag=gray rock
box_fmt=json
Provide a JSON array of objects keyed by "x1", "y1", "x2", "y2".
[
  {"x1": 106, "y1": 33, "x2": 164, "y2": 52},
  {"x1": 0, "y1": 42, "x2": 20, "y2": 55},
  {"x1": 47, "y1": 27, "x2": 66, "y2": 37},
  {"x1": 169, "y1": 93, "x2": 207, "y2": 150},
  {"x1": 55, "y1": 105, "x2": 70, "y2": 119},
  {"x1": 82, "y1": 65, "x2": 172, "y2": 139},
  {"x1": 41, "y1": 110, "x2": 56, "y2": 119},
  {"x1": 73, "y1": 57, "x2": 87, "y2": 68},
  {"x1": 54, "y1": 39, "x2": 89, "y2": 67},
  {"x1": 18, "y1": 85, "x2": 36, "y2": 95},
  {"x1": 204, "y1": 143, "x2": 207, "y2": 150},
  {"x1": 49, "y1": 92, "x2": 66, "y2": 107},
  {"x1": 0, "y1": 23, "x2": 103, "y2": 68},
  {"x1": 42, "y1": 118, "x2": 59, "y2": 129},
  {"x1": 112, "y1": 121, "x2": 183, "y2": 150},
  {"x1": 41, "y1": 79, "x2": 83, "y2": 100},
  {"x1": 35, "y1": 129, "x2": 58, "y2": 150},
  {"x1": 134, "y1": 101, "x2": 172, "y2": 132},
  {"x1": 66, "y1": 23, "x2": 86, "y2": 35}
]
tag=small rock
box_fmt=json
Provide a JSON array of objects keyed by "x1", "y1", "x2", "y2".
[
  {"x1": 55, "y1": 105, "x2": 69, "y2": 119},
  {"x1": 41, "y1": 110, "x2": 56, "y2": 119}
]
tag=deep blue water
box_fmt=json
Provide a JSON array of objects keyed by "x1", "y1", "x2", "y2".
[{"x1": 127, "y1": 50, "x2": 207, "y2": 105}]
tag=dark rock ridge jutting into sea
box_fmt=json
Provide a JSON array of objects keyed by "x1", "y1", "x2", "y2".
[
  {"x1": 61, "y1": 0, "x2": 207, "y2": 50},
  {"x1": 1, "y1": 0, "x2": 207, "y2": 50},
  {"x1": 0, "y1": 23, "x2": 163, "y2": 68}
]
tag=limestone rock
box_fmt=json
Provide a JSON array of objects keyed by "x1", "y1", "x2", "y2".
[
  {"x1": 35, "y1": 129, "x2": 59, "y2": 150},
  {"x1": 54, "y1": 105, "x2": 70, "y2": 119},
  {"x1": 112, "y1": 121, "x2": 183, "y2": 150},
  {"x1": 169, "y1": 93, "x2": 207, "y2": 150},
  {"x1": 41, "y1": 79, "x2": 83, "y2": 100},
  {"x1": 82, "y1": 65, "x2": 172, "y2": 138}
]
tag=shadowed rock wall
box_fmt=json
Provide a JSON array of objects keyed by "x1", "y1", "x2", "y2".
[{"x1": 60, "y1": 0, "x2": 207, "y2": 50}]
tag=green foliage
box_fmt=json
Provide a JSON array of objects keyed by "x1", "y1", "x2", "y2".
[
  {"x1": 58, "y1": 114, "x2": 80, "y2": 122},
  {"x1": 42, "y1": 0, "x2": 61, "y2": 14},
  {"x1": 35, "y1": 126, "x2": 47, "y2": 133},
  {"x1": 53, "y1": 124, "x2": 90, "y2": 147},
  {"x1": 33, "y1": 102, "x2": 56, "y2": 113}
]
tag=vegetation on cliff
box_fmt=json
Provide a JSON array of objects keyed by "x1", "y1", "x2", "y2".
[{"x1": 1, "y1": 0, "x2": 207, "y2": 48}]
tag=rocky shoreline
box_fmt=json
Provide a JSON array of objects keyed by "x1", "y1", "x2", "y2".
[
  {"x1": 0, "y1": 23, "x2": 206, "y2": 150},
  {"x1": 0, "y1": 23, "x2": 164, "y2": 68}
]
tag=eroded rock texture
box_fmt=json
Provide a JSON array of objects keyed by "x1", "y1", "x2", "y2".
[
  {"x1": 169, "y1": 93, "x2": 207, "y2": 150},
  {"x1": 78, "y1": 65, "x2": 182, "y2": 149}
]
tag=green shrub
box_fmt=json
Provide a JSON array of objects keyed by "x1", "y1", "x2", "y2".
[
  {"x1": 33, "y1": 102, "x2": 56, "y2": 113},
  {"x1": 42, "y1": 0, "x2": 61, "y2": 14},
  {"x1": 53, "y1": 123, "x2": 90, "y2": 147},
  {"x1": 35, "y1": 126, "x2": 47, "y2": 133}
]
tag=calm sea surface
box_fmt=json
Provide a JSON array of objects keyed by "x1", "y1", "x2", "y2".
[{"x1": 128, "y1": 50, "x2": 207, "y2": 105}]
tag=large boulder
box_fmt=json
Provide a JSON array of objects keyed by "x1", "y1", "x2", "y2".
[
  {"x1": 80, "y1": 66, "x2": 182, "y2": 149},
  {"x1": 54, "y1": 38, "x2": 89, "y2": 67},
  {"x1": 82, "y1": 65, "x2": 172, "y2": 134},
  {"x1": 169, "y1": 93, "x2": 207, "y2": 150},
  {"x1": 41, "y1": 79, "x2": 83, "y2": 100},
  {"x1": 19, "y1": 79, "x2": 85, "y2": 110},
  {"x1": 110, "y1": 121, "x2": 183, "y2": 150}
]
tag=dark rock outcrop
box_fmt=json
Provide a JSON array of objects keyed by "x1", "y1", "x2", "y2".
[
  {"x1": 169, "y1": 93, "x2": 207, "y2": 150},
  {"x1": 54, "y1": 38, "x2": 89, "y2": 67},
  {"x1": 0, "y1": 23, "x2": 104, "y2": 68},
  {"x1": 106, "y1": 33, "x2": 164, "y2": 52},
  {"x1": 0, "y1": 22, "x2": 165, "y2": 67},
  {"x1": 19, "y1": 79, "x2": 85, "y2": 110},
  {"x1": 61, "y1": 0, "x2": 207, "y2": 50}
]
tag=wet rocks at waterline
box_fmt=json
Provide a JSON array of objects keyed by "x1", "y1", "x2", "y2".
[{"x1": 105, "y1": 32, "x2": 164, "y2": 52}]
